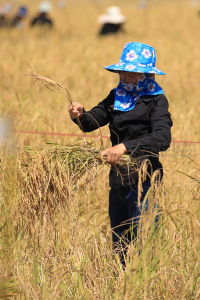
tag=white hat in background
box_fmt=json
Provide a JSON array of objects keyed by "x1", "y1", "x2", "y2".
[
  {"x1": 98, "y1": 6, "x2": 126, "y2": 24},
  {"x1": 38, "y1": 1, "x2": 52, "y2": 13},
  {"x1": 1, "y1": 3, "x2": 12, "y2": 15}
]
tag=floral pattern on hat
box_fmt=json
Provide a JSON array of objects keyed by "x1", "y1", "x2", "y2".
[
  {"x1": 142, "y1": 49, "x2": 151, "y2": 58},
  {"x1": 116, "y1": 62, "x2": 124, "y2": 66},
  {"x1": 138, "y1": 64, "x2": 146, "y2": 67},
  {"x1": 125, "y1": 65, "x2": 136, "y2": 70},
  {"x1": 126, "y1": 50, "x2": 138, "y2": 61},
  {"x1": 104, "y1": 42, "x2": 166, "y2": 75},
  {"x1": 153, "y1": 67, "x2": 162, "y2": 73}
]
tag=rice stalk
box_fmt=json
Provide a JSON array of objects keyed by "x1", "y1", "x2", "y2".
[
  {"x1": 17, "y1": 143, "x2": 139, "y2": 221},
  {"x1": 19, "y1": 143, "x2": 138, "y2": 181},
  {"x1": 0, "y1": 278, "x2": 22, "y2": 299},
  {"x1": 19, "y1": 62, "x2": 73, "y2": 105}
]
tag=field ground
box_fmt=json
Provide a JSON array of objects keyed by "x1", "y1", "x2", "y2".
[{"x1": 0, "y1": 0, "x2": 200, "y2": 299}]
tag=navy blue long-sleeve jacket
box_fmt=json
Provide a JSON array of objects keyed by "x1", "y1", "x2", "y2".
[{"x1": 73, "y1": 90, "x2": 173, "y2": 187}]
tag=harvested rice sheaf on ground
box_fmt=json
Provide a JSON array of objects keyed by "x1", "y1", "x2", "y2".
[{"x1": 17, "y1": 144, "x2": 138, "y2": 217}]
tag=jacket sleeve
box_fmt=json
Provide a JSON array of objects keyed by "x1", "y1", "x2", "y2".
[
  {"x1": 72, "y1": 91, "x2": 113, "y2": 132},
  {"x1": 123, "y1": 95, "x2": 173, "y2": 157}
]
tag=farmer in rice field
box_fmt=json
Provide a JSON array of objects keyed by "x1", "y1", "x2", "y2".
[
  {"x1": 97, "y1": 6, "x2": 126, "y2": 36},
  {"x1": 69, "y1": 42, "x2": 173, "y2": 264},
  {"x1": 30, "y1": 1, "x2": 53, "y2": 29},
  {"x1": 10, "y1": 5, "x2": 28, "y2": 29},
  {"x1": 0, "y1": 3, "x2": 12, "y2": 28}
]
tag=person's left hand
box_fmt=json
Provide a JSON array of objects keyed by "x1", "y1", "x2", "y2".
[{"x1": 100, "y1": 143, "x2": 128, "y2": 165}]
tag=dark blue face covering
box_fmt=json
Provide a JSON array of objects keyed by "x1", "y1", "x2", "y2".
[{"x1": 113, "y1": 73, "x2": 164, "y2": 111}]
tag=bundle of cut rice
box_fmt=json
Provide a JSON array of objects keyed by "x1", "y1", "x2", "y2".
[{"x1": 18, "y1": 144, "x2": 138, "y2": 218}]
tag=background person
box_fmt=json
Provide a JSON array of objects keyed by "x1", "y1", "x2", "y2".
[
  {"x1": 30, "y1": 1, "x2": 53, "y2": 28},
  {"x1": 97, "y1": 6, "x2": 126, "y2": 36},
  {"x1": 10, "y1": 5, "x2": 28, "y2": 29},
  {"x1": 0, "y1": 3, "x2": 12, "y2": 28},
  {"x1": 69, "y1": 42, "x2": 173, "y2": 264}
]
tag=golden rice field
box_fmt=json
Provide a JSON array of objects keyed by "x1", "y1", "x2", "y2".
[{"x1": 0, "y1": 0, "x2": 200, "y2": 299}]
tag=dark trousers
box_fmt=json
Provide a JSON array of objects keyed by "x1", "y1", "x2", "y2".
[{"x1": 109, "y1": 181, "x2": 151, "y2": 250}]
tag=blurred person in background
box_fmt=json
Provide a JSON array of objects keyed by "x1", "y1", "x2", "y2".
[
  {"x1": 0, "y1": 3, "x2": 12, "y2": 27},
  {"x1": 69, "y1": 42, "x2": 173, "y2": 265},
  {"x1": 10, "y1": 5, "x2": 28, "y2": 29},
  {"x1": 0, "y1": 3, "x2": 12, "y2": 28},
  {"x1": 97, "y1": 6, "x2": 126, "y2": 36},
  {"x1": 30, "y1": 1, "x2": 53, "y2": 28}
]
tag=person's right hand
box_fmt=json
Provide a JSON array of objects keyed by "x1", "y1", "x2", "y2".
[{"x1": 68, "y1": 102, "x2": 84, "y2": 118}]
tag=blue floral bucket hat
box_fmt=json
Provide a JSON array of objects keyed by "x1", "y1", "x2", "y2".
[{"x1": 104, "y1": 42, "x2": 166, "y2": 75}]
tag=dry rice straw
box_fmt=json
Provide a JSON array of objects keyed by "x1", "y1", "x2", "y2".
[
  {"x1": 19, "y1": 62, "x2": 85, "y2": 132},
  {"x1": 18, "y1": 144, "x2": 139, "y2": 217},
  {"x1": 20, "y1": 61, "x2": 73, "y2": 105}
]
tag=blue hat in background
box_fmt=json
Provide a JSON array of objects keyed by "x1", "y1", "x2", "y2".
[
  {"x1": 17, "y1": 6, "x2": 28, "y2": 18},
  {"x1": 104, "y1": 42, "x2": 166, "y2": 75}
]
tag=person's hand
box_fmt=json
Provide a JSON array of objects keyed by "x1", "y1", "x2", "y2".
[
  {"x1": 68, "y1": 102, "x2": 83, "y2": 118},
  {"x1": 100, "y1": 143, "x2": 128, "y2": 165}
]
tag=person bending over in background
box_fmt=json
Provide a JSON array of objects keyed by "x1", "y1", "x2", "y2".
[
  {"x1": 98, "y1": 6, "x2": 126, "y2": 36},
  {"x1": 31, "y1": 1, "x2": 53, "y2": 29},
  {"x1": 0, "y1": 3, "x2": 12, "y2": 28},
  {"x1": 69, "y1": 42, "x2": 173, "y2": 264},
  {"x1": 10, "y1": 5, "x2": 28, "y2": 29}
]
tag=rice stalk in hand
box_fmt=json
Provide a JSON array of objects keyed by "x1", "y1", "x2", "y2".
[
  {"x1": 19, "y1": 62, "x2": 84, "y2": 130},
  {"x1": 19, "y1": 62, "x2": 73, "y2": 105},
  {"x1": 18, "y1": 144, "x2": 138, "y2": 220},
  {"x1": 19, "y1": 63, "x2": 109, "y2": 145}
]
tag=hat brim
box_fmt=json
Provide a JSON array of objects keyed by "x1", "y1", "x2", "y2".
[
  {"x1": 98, "y1": 14, "x2": 126, "y2": 24},
  {"x1": 104, "y1": 62, "x2": 166, "y2": 75}
]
